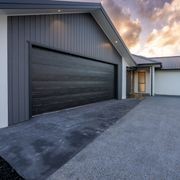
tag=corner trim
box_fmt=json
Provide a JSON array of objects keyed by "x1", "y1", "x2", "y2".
[{"x1": 0, "y1": 15, "x2": 8, "y2": 128}]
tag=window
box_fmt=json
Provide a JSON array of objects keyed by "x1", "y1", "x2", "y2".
[{"x1": 138, "y1": 72, "x2": 146, "y2": 93}]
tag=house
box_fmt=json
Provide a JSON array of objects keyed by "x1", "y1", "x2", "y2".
[
  {"x1": 127, "y1": 55, "x2": 180, "y2": 97},
  {"x1": 0, "y1": 0, "x2": 135, "y2": 128}
]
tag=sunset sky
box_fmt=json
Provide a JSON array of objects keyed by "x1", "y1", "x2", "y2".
[
  {"x1": 70, "y1": 0, "x2": 180, "y2": 57},
  {"x1": 101, "y1": 0, "x2": 180, "y2": 57}
]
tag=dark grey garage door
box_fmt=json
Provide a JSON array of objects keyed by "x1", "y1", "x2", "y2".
[{"x1": 31, "y1": 46, "x2": 116, "y2": 116}]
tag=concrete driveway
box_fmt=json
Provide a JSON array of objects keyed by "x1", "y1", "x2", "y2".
[
  {"x1": 0, "y1": 99, "x2": 139, "y2": 180},
  {"x1": 48, "y1": 96, "x2": 180, "y2": 180}
]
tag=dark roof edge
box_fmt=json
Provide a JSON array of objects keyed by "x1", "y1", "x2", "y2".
[
  {"x1": 132, "y1": 54, "x2": 160, "y2": 64},
  {"x1": 137, "y1": 62, "x2": 162, "y2": 66},
  {"x1": 149, "y1": 55, "x2": 180, "y2": 59},
  {"x1": 0, "y1": 1, "x2": 101, "y2": 9},
  {"x1": 158, "y1": 68, "x2": 180, "y2": 70}
]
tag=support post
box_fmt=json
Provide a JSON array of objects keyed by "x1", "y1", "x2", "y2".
[
  {"x1": 150, "y1": 66, "x2": 155, "y2": 96},
  {"x1": 122, "y1": 58, "x2": 127, "y2": 99},
  {"x1": 0, "y1": 15, "x2": 8, "y2": 128}
]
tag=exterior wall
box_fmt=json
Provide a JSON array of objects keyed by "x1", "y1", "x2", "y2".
[
  {"x1": 134, "y1": 69, "x2": 151, "y2": 94},
  {"x1": 0, "y1": 15, "x2": 8, "y2": 128},
  {"x1": 122, "y1": 58, "x2": 127, "y2": 99},
  {"x1": 151, "y1": 66, "x2": 155, "y2": 96},
  {"x1": 155, "y1": 70, "x2": 180, "y2": 96},
  {"x1": 8, "y1": 13, "x2": 122, "y2": 125}
]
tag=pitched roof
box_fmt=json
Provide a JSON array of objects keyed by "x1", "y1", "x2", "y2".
[
  {"x1": 132, "y1": 54, "x2": 161, "y2": 66},
  {"x1": 0, "y1": 0, "x2": 136, "y2": 66},
  {"x1": 150, "y1": 56, "x2": 180, "y2": 70},
  {"x1": 132, "y1": 54, "x2": 180, "y2": 70}
]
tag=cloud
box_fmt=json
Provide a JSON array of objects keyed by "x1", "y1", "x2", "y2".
[
  {"x1": 136, "y1": 0, "x2": 172, "y2": 19},
  {"x1": 140, "y1": 21, "x2": 180, "y2": 57},
  {"x1": 102, "y1": 0, "x2": 142, "y2": 48},
  {"x1": 136, "y1": 0, "x2": 180, "y2": 57},
  {"x1": 151, "y1": 0, "x2": 180, "y2": 24}
]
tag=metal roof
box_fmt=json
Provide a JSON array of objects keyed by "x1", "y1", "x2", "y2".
[
  {"x1": 150, "y1": 56, "x2": 180, "y2": 70},
  {"x1": 132, "y1": 54, "x2": 161, "y2": 66},
  {"x1": 132, "y1": 54, "x2": 180, "y2": 70},
  {"x1": 0, "y1": 0, "x2": 136, "y2": 66}
]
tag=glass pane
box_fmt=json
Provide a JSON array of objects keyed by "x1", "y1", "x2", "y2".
[{"x1": 139, "y1": 84, "x2": 145, "y2": 92}]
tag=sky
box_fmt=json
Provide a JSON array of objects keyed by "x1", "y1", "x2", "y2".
[
  {"x1": 68, "y1": 0, "x2": 180, "y2": 57},
  {"x1": 101, "y1": 0, "x2": 180, "y2": 57}
]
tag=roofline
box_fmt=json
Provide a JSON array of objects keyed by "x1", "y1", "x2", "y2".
[
  {"x1": 132, "y1": 54, "x2": 160, "y2": 64},
  {"x1": 132, "y1": 54, "x2": 180, "y2": 70},
  {"x1": 100, "y1": 5, "x2": 136, "y2": 66},
  {"x1": 149, "y1": 55, "x2": 180, "y2": 59},
  {"x1": 137, "y1": 62, "x2": 162, "y2": 66},
  {"x1": 157, "y1": 68, "x2": 180, "y2": 70},
  {"x1": 0, "y1": 1, "x2": 136, "y2": 66},
  {"x1": 0, "y1": 1, "x2": 101, "y2": 9}
]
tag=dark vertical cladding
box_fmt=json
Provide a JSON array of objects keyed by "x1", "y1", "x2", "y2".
[{"x1": 8, "y1": 13, "x2": 122, "y2": 125}]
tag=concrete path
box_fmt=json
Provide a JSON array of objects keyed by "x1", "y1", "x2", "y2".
[
  {"x1": 0, "y1": 99, "x2": 139, "y2": 180},
  {"x1": 48, "y1": 96, "x2": 180, "y2": 180}
]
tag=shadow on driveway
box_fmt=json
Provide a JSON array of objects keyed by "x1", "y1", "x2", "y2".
[{"x1": 0, "y1": 99, "x2": 140, "y2": 180}]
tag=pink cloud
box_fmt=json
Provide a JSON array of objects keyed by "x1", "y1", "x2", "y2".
[{"x1": 102, "y1": 0, "x2": 142, "y2": 48}]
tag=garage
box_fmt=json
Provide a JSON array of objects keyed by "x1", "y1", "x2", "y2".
[
  {"x1": 3, "y1": 4, "x2": 135, "y2": 127},
  {"x1": 130, "y1": 55, "x2": 180, "y2": 97},
  {"x1": 31, "y1": 46, "x2": 117, "y2": 116},
  {"x1": 149, "y1": 56, "x2": 180, "y2": 96},
  {"x1": 155, "y1": 70, "x2": 180, "y2": 96}
]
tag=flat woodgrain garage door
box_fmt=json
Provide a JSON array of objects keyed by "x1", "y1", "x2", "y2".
[{"x1": 31, "y1": 46, "x2": 117, "y2": 116}]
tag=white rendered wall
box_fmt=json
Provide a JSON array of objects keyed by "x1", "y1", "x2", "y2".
[
  {"x1": 155, "y1": 70, "x2": 180, "y2": 96},
  {"x1": 134, "y1": 69, "x2": 151, "y2": 94},
  {"x1": 151, "y1": 66, "x2": 155, "y2": 96},
  {"x1": 122, "y1": 58, "x2": 127, "y2": 99},
  {"x1": 0, "y1": 15, "x2": 8, "y2": 128}
]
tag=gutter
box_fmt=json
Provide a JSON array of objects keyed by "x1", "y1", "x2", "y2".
[
  {"x1": 137, "y1": 62, "x2": 162, "y2": 67},
  {"x1": 0, "y1": 1, "x2": 101, "y2": 9}
]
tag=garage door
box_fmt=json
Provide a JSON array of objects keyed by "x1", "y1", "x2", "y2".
[
  {"x1": 155, "y1": 70, "x2": 180, "y2": 96},
  {"x1": 31, "y1": 46, "x2": 117, "y2": 116}
]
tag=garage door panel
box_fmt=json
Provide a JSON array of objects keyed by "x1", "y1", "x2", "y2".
[
  {"x1": 32, "y1": 64, "x2": 114, "y2": 76},
  {"x1": 33, "y1": 56, "x2": 114, "y2": 72},
  {"x1": 32, "y1": 48, "x2": 114, "y2": 72},
  {"x1": 32, "y1": 81, "x2": 113, "y2": 89},
  {"x1": 155, "y1": 70, "x2": 180, "y2": 96},
  {"x1": 32, "y1": 74, "x2": 114, "y2": 82},
  {"x1": 32, "y1": 86, "x2": 114, "y2": 98},
  {"x1": 32, "y1": 91, "x2": 114, "y2": 115},
  {"x1": 31, "y1": 46, "x2": 116, "y2": 116},
  {"x1": 32, "y1": 65, "x2": 114, "y2": 82},
  {"x1": 33, "y1": 91, "x2": 114, "y2": 105}
]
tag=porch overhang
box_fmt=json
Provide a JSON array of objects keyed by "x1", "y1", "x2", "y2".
[{"x1": 127, "y1": 64, "x2": 157, "y2": 97}]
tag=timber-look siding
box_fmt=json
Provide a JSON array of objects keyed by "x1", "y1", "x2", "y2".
[{"x1": 8, "y1": 13, "x2": 122, "y2": 125}]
